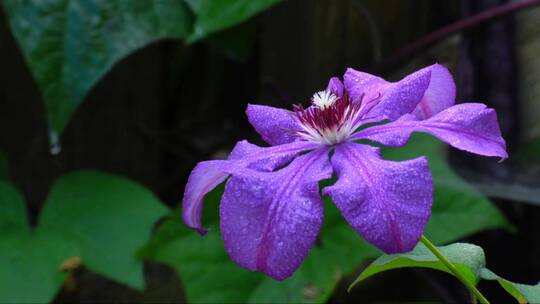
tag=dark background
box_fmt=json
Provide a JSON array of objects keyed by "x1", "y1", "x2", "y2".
[{"x1": 0, "y1": 0, "x2": 539, "y2": 302}]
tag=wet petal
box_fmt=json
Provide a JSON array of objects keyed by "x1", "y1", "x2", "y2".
[
  {"x1": 182, "y1": 140, "x2": 318, "y2": 234},
  {"x1": 246, "y1": 104, "x2": 301, "y2": 145},
  {"x1": 412, "y1": 64, "x2": 456, "y2": 119},
  {"x1": 182, "y1": 160, "x2": 229, "y2": 235},
  {"x1": 345, "y1": 65, "x2": 438, "y2": 121},
  {"x1": 343, "y1": 67, "x2": 387, "y2": 104},
  {"x1": 220, "y1": 148, "x2": 332, "y2": 280},
  {"x1": 323, "y1": 143, "x2": 432, "y2": 253},
  {"x1": 352, "y1": 103, "x2": 508, "y2": 160},
  {"x1": 326, "y1": 76, "x2": 344, "y2": 97}
]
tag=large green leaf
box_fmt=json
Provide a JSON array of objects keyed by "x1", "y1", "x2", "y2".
[
  {"x1": 0, "y1": 182, "x2": 68, "y2": 303},
  {"x1": 0, "y1": 171, "x2": 168, "y2": 302},
  {"x1": 2, "y1": 0, "x2": 192, "y2": 138},
  {"x1": 141, "y1": 134, "x2": 510, "y2": 303},
  {"x1": 350, "y1": 241, "x2": 540, "y2": 304},
  {"x1": 349, "y1": 242, "x2": 485, "y2": 290},
  {"x1": 184, "y1": 0, "x2": 282, "y2": 43}
]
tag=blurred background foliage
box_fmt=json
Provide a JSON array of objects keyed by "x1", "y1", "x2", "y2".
[{"x1": 0, "y1": 0, "x2": 539, "y2": 303}]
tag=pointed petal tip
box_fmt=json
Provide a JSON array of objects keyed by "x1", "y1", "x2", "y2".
[
  {"x1": 497, "y1": 151, "x2": 509, "y2": 163},
  {"x1": 184, "y1": 222, "x2": 209, "y2": 236},
  {"x1": 196, "y1": 227, "x2": 209, "y2": 236}
]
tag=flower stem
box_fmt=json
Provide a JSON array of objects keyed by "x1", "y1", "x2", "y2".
[
  {"x1": 419, "y1": 235, "x2": 490, "y2": 304},
  {"x1": 371, "y1": 0, "x2": 540, "y2": 73}
]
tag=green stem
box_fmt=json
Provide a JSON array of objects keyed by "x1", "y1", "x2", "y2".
[{"x1": 419, "y1": 235, "x2": 489, "y2": 304}]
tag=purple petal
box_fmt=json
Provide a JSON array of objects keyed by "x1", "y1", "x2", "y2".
[
  {"x1": 323, "y1": 143, "x2": 432, "y2": 253},
  {"x1": 246, "y1": 104, "x2": 301, "y2": 145},
  {"x1": 366, "y1": 67, "x2": 432, "y2": 121},
  {"x1": 343, "y1": 68, "x2": 387, "y2": 104},
  {"x1": 352, "y1": 103, "x2": 508, "y2": 160},
  {"x1": 182, "y1": 160, "x2": 229, "y2": 235},
  {"x1": 412, "y1": 64, "x2": 456, "y2": 119},
  {"x1": 345, "y1": 65, "x2": 454, "y2": 121},
  {"x1": 220, "y1": 148, "x2": 332, "y2": 280},
  {"x1": 182, "y1": 140, "x2": 318, "y2": 234},
  {"x1": 326, "y1": 76, "x2": 344, "y2": 97}
]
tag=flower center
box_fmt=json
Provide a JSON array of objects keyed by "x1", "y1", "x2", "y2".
[{"x1": 293, "y1": 90, "x2": 366, "y2": 145}]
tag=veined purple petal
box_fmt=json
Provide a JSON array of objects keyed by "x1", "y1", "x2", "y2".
[
  {"x1": 344, "y1": 64, "x2": 458, "y2": 121},
  {"x1": 246, "y1": 104, "x2": 301, "y2": 145},
  {"x1": 412, "y1": 64, "x2": 456, "y2": 119},
  {"x1": 323, "y1": 143, "x2": 432, "y2": 253},
  {"x1": 344, "y1": 66, "x2": 431, "y2": 121},
  {"x1": 352, "y1": 103, "x2": 508, "y2": 160},
  {"x1": 182, "y1": 160, "x2": 230, "y2": 235},
  {"x1": 343, "y1": 68, "x2": 387, "y2": 104},
  {"x1": 220, "y1": 148, "x2": 332, "y2": 280},
  {"x1": 326, "y1": 76, "x2": 344, "y2": 97},
  {"x1": 182, "y1": 140, "x2": 318, "y2": 234}
]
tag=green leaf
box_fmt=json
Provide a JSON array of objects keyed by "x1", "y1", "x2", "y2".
[
  {"x1": 480, "y1": 269, "x2": 540, "y2": 304},
  {"x1": 0, "y1": 182, "x2": 68, "y2": 303},
  {"x1": 350, "y1": 242, "x2": 486, "y2": 291},
  {"x1": 349, "y1": 241, "x2": 540, "y2": 304},
  {"x1": 0, "y1": 171, "x2": 168, "y2": 302},
  {"x1": 185, "y1": 0, "x2": 282, "y2": 43},
  {"x1": 382, "y1": 133, "x2": 512, "y2": 243},
  {"x1": 2, "y1": 0, "x2": 192, "y2": 137}
]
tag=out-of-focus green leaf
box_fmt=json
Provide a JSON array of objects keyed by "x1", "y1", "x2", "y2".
[
  {"x1": 382, "y1": 133, "x2": 512, "y2": 243},
  {"x1": 2, "y1": 0, "x2": 192, "y2": 138},
  {"x1": 480, "y1": 269, "x2": 540, "y2": 304},
  {"x1": 349, "y1": 242, "x2": 485, "y2": 292},
  {"x1": 2, "y1": 0, "x2": 284, "y2": 137},
  {"x1": 38, "y1": 171, "x2": 169, "y2": 289},
  {"x1": 0, "y1": 171, "x2": 168, "y2": 302},
  {"x1": 0, "y1": 182, "x2": 68, "y2": 303},
  {"x1": 185, "y1": 0, "x2": 282, "y2": 43},
  {"x1": 349, "y1": 241, "x2": 540, "y2": 304},
  {"x1": 141, "y1": 135, "x2": 510, "y2": 303}
]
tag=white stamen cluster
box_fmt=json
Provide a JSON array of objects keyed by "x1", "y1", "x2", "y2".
[{"x1": 311, "y1": 90, "x2": 338, "y2": 110}]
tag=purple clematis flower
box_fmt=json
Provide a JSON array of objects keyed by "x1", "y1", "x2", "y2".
[{"x1": 182, "y1": 64, "x2": 507, "y2": 281}]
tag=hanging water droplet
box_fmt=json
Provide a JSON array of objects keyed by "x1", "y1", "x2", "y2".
[{"x1": 49, "y1": 131, "x2": 61, "y2": 155}]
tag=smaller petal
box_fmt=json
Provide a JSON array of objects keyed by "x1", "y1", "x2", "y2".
[
  {"x1": 343, "y1": 68, "x2": 387, "y2": 103},
  {"x1": 326, "y1": 76, "x2": 344, "y2": 97},
  {"x1": 246, "y1": 104, "x2": 301, "y2": 145},
  {"x1": 323, "y1": 143, "x2": 433, "y2": 253},
  {"x1": 182, "y1": 160, "x2": 229, "y2": 234},
  {"x1": 412, "y1": 64, "x2": 456, "y2": 119},
  {"x1": 344, "y1": 66, "x2": 432, "y2": 121},
  {"x1": 352, "y1": 103, "x2": 508, "y2": 160}
]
